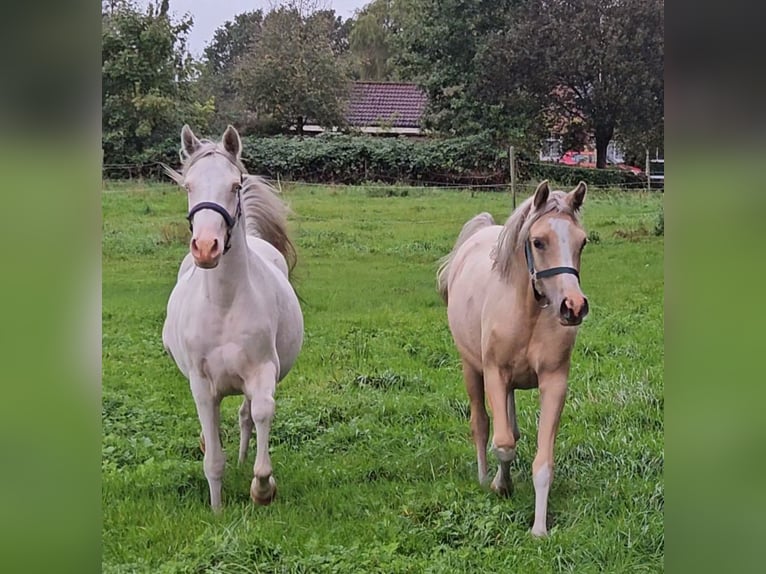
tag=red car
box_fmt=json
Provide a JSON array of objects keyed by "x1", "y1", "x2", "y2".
[{"x1": 559, "y1": 150, "x2": 642, "y2": 175}]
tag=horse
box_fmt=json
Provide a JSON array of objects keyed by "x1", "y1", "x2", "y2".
[
  {"x1": 162, "y1": 124, "x2": 304, "y2": 510},
  {"x1": 437, "y1": 180, "x2": 589, "y2": 536}
]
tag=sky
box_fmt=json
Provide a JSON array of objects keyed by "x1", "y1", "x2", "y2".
[{"x1": 136, "y1": 1, "x2": 370, "y2": 57}]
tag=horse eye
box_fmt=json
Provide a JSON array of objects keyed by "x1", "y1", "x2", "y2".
[
  {"x1": 232, "y1": 183, "x2": 241, "y2": 193},
  {"x1": 532, "y1": 238, "x2": 544, "y2": 249}
]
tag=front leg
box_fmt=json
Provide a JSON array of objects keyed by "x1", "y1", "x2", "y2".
[
  {"x1": 190, "y1": 374, "x2": 225, "y2": 511},
  {"x1": 531, "y1": 372, "x2": 568, "y2": 536},
  {"x1": 246, "y1": 364, "x2": 278, "y2": 505},
  {"x1": 484, "y1": 365, "x2": 516, "y2": 496}
]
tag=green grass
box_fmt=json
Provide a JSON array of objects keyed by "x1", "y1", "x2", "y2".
[{"x1": 103, "y1": 181, "x2": 664, "y2": 573}]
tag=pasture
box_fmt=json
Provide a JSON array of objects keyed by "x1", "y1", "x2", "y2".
[{"x1": 102, "y1": 182, "x2": 664, "y2": 573}]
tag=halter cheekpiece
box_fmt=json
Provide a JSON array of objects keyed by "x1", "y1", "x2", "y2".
[
  {"x1": 185, "y1": 150, "x2": 245, "y2": 255},
  {"x1": 524, "y1": 238, "x2": 580, "y2": 306}
]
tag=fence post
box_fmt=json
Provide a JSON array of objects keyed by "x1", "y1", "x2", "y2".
[
  {"x1": 645, "y1": 148, "x2": 650, "y2": 192},
  {"x1": 509, "y1": 145, "x2": 516, "y2": 209}
]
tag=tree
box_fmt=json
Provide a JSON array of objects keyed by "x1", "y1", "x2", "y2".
[
  {"x1": 396, "y1": 0, "x2": 663, "y2": 165},
  {"x1": 349, "y1": 0, "x2": 397, "y2": 81},
  {"x1": 203, "y1": 11, "x2": 263, "y2": 74},
  {"x1": 102, "y1": 1, "x2": 213, "y2": 164},
  {"x1": 199, "y1": 11, "x2": 263, "y2": 131},
  {"x1": 234, "y1": 4, "x2": 349, "y2": 135},
  {"x1": 499, "y1": 0, "x2": 664, "y2": 168},
  {"x1": 395, "y1": 0, "x2": 532, "y2": 142}
]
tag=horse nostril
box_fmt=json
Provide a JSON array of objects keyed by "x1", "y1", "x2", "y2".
[
  {"x1": 191, "y1": 238, "x2": 199, "y2": 253},
  {"x1": 211, "y1": 238, "x2": 219, "y2": 253},
  {"x1": 560, "y1": 299, "x2": 572, "y2": 319},
  {"x1": 581, "y1": 297, "x2": 589, "y2": 317}
]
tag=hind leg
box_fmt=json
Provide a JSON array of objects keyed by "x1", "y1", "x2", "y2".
[
  {"x1": 485, "y1": 366, "x2": 516, "y2": 496},
  {"x1": 508, "y1": 389, "x2": 520, "y2": 442},
  {"x1": 238, "y1": 398, "x2": 254, "y2": 464},
  {"x1": 463, "y1": 361, "x2": 489, "y2": 484}
]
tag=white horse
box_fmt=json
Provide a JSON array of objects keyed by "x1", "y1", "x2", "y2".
[{"x1": 162, "y1": 125, "x2": 304, "y2": 510}]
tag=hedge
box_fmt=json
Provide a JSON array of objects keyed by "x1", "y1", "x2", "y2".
[{"x1": 102, "y1": 133, "x2": 644, "y2": 188}]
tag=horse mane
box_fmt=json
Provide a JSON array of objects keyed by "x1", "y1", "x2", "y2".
[
  {"x1": 491, "y1": 190, "x2": 580, "y2": 280},
  {"x1": 162, "y1": 141, "x2": 297, "y2": 272},
  {"x1": 240, "y1": 175, "x2": 297, "y2": 272}
]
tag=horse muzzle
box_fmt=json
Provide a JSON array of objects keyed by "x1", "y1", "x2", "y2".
[
  {"x1": 191, "y1": 236, "x2": 222, "y2": 268},
  {"x1": 559, "y1": 296, "x2": 589, "y2": 326}
]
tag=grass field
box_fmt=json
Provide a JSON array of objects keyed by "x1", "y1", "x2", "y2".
[{"x1": 103, "y1": 181, "x2": 664, "y2": 573}]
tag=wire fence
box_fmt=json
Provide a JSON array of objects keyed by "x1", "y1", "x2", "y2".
[{"x1": 102, "y1": 160, "x2": 658, "y2": 192}]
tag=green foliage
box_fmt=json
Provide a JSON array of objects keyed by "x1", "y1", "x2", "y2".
[
  {"x1": 105, "y1": 132, "x2": 644, "y2": 188},
  {"x1": 239, "y1": 133, "x2": 507, "y2": 185},
  {"x1": 396, "y1": 0, "x2": 532, "y2": 144},
  {"x1": 395, "y1": 0, "x2": 664, "y2": 165},
  {"x1": 497, "y1": 0, "x2": 664, "y2": 168},
  {"x1": 234, "y1": 5, "x2": 350, "y2": 134},
  {"x1": 101, "y1": 1, "x2": 213, "y2": 165},
  {"x1": 198, "y1": 10, "x2": 264, "y2": 132},
  {"x1": 348, "y1": 0, "x2": 407, "y2": 81},
  {"x1": 103, "y1": 183, "x2": 663, "y2": 573}
]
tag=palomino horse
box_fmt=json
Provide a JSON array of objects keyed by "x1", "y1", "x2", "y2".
[
  {"x1": 162, "y1": 125, "x2": 304, "y2": 510},
  {"x1": 437, "y1": 180, "x2": 589, "y2": 536}
]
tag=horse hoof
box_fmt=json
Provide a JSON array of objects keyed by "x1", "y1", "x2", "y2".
[
  {"x1": 250, "y1": 476, "x2": 277, "y2": 506},
  {"x1": 490, "y1": 477, "x2": 513, "y2": 497},
  {"x1": 531, "y1": 526, "x2": 548, "y2": 537}
]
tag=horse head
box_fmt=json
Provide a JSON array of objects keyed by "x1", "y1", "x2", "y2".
[
  {"x1": 525, "y1": 181, "x2": 589, "y2": 326},
  {"x1": 177, "y1": 125, "x2": 245, "y2": 269}
]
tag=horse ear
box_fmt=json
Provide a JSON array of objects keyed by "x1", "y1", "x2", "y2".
[
  {"x1": 570, "y1": 181, "x2": 587, "y2": 211},
  {"x1": 222, "y1": 125, "x2": 242, "y2": 158},
  {"x1": 533, "y1": 180, "x2": 550, "y2": 210},
  {"x1": 181, "y1": 125, "x2": 201, "y2": 158}
]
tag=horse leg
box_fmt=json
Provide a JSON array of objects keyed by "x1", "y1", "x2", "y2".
[
  {"x1": 531, "y1": 374, "x2": 568, "y2": 537},
  {"x1": 485, "y1": 366, "x2": 516, "y2": 496},
  {"x1": 247, "y1": 366, "x2": 278, "y2": 505},
  {"x1": 237, "y1": 398, "x2": 254, "y2": 465},
  {"x1": 463, "y1": 361, "x2": 488, "y2": 484},
  {"x1": 508, "y1": 389, "x2": 520, "y2": 442},
  {"x1": 190, "y1": 376, "x2": 225, "y2": 511}
]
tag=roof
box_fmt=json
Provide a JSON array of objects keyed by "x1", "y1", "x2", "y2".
[{"x1": 346, "y1": 82, "x2": 427, "y2": 129}]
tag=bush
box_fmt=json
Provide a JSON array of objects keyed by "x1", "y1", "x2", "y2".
[
  {"x1": 102, "y1": 133, "x2": 644, "y2": 189},
  {"x1": 240, "y1": 134, "x2": 507, "y2": 185}
]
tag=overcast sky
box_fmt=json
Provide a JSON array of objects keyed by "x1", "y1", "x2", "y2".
[{"x1": 136, "y1": 1, "x2": 370, "y2": 57}]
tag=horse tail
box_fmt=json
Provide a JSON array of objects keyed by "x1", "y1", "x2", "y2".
[
  {"x1": 240, "y1": 175, "x2": 297, "y2": 273},
  {"x1": 437, "y1": 212, "x2": 495, "y2": 304}
]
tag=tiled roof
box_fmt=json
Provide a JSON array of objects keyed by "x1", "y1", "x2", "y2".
[{"x1": 346, "y1": 82, "x2": 427, "y2": 128}]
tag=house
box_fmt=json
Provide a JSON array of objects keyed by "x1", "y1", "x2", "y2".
[{"x1": 303, "y1": 81, "x2": 428, "y2": 136}]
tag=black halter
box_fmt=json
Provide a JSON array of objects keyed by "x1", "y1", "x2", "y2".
[
  {"x1": 187, "y1": 190, "x2": 242, "y2": 254},
  {"x1": 184, "y1": 150, "x2": 245, "y2": 255},
  {"x1": 524, "y1": 238, "x2": 580, "y2": 305}
]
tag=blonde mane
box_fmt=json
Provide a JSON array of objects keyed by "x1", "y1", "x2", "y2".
[{"x1": 491, "y1": 190, "x2": 580, "y2": 280}]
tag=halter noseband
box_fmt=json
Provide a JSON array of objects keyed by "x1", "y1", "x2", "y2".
[
  {"x1": 185, "y1": 150, "x2": 245, "y2": 255},
  {"x1": 524, "y1": 238, "x2": 580, "y2": 306}
]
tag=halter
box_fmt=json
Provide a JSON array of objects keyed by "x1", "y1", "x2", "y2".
[
  {"x1": 185, "y1": 149, "x2": 245, "y2": 255},
  {"x1": 524, "y1": 238, "x2": 580, "y2": 306}
]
